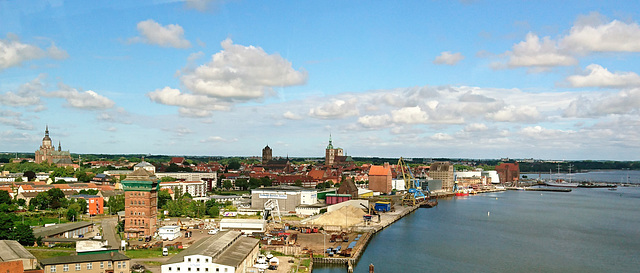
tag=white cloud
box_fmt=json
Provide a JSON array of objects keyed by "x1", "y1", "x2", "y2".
[
  {"x1": 147, "y1": 87, "x2": 230, "y2": 117},
  {"x1": 184, "y1": 0, "x2": 224, "y2": 11},
  {"x1": 180, "y1": 39, "x2": 307, "y2": 101},
  {"x1": 357, "y1": 114, "x2": 391, "y2": 129},
  {"x1": 561, "y1": 13, "x2": 640, "y2": 53},
  {"x1": 0, "y1": 75, "x2": 46, "y2": 106},
  {"x1": 564, "y1": 88, "x2": 640, "y2": 117},
  {"x1": 129, "y1": 19, "x2": 191, "y2": 48},
  {"x1": 48, "y1": 83, "x2": 115, "y2": 109},
  {"x1": 519, "y1": 126, "x2": 574, "y2": 140},
  {"x1": 464, "y1": 123, "x2": 488, "y2": 132},
  {"x1": 391, "y1": 106, "x2": 428, "y2": 124},
  {"x1": 0, "y1": 34, "x2": 67, "y2": 70},
  {"x1": 566, "y1": 64, "x2": 640, "y2": 88},
  {"x1": 200, "y1": 136, "x2": 237, "y2": 143},
  {"x1": 0, "y1": 130, "x2": 37, "y2": 143},
  {"x1": 0, "y1": 110, "x2": 33, "y2": 130},
  {"x1": 506, "y1": 33, "x2": 577, "y2": 69},
  {"x1": 283, "y1": 111, "x2": 302, "y2": 120},
  {"x1": 486, "y1": 105, "x2": 541, "y2": 122},
  {"x1": 431, "y1": 133, "x2": 454, "y2": 141},
  {"x1": 433, "y1": 51, "x2": 465, "y2": 65},
  {"x1": 309, "y1": 99, "x2": 358, "y2": 119},
  {"x1": 97, "y1": 107, "x2": 133, "y2": 124}
]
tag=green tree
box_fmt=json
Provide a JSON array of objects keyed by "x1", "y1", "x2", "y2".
[
  {"x1": 260, "y1": 176, "x2": 272, "y2": 187},
  {"x1": 158, "y1": 189, "x2": 172, "y2": 208},
  {"x1": 66, "y1": 207, "x2": 78, "y2": 221},
  {"x1": 107, "y1": 195, "x2": 125, "y2": 214},
  {"x1": 47, "y1": 188, "x2": 67, "y2": 209},
  {"x1": 78, "y1": 189, "x2": 99, "y2": 195},
  {"x1": 235, "y1": 178, "x2": 248, "y2": 190},
  {"x1": 248, "y1": 178, "x2": 261, "y2": 189},
  {"x1": 0, "y1": 190, "x2": 11, "y2": 204},
  {"x1": 77, "y1": 198, "x2": 88, "y2": 214},
  {"x1": 160, "y1": 176, "x2": 177, "y2": 182},
  {"x1": 223, "y1": 180, "x2": 233, "y2": 190},
  {"x1": 294, "y1": 180, "x2": 303, "y2": 187},
  {"x1": 227, "y1": 158, "x2": 241, "y2": 170},
  {"x1": 31, "y1": 192, "x2": 50, "y2": 210},
  {"x1": 0, "y1": 214, "x2": 14, "y2": 240},
  {"x1": 207, "y1": 206, "x2": 220, "y2": 217},
  {"x1": 11, "y1": 223, "x2": 36, "y2": 246},
  {"x1": 14, "y1": 177, "x2": 23, "y2": 182}
]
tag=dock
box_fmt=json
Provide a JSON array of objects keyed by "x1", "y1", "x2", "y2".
[{"x1": 524, "y1": 187, "x2": 572, "y2": 192}]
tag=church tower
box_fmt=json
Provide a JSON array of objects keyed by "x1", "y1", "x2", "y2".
[{"x1": 262, "y1": 145, "x2": 272, "y2": 165}]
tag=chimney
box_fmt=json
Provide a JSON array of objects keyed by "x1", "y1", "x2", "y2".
[{"x1": 383, "y1": 162, "x2": 389, "y2": 169}]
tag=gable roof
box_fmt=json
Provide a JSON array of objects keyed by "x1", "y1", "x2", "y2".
[
  {"x1": 0, "y1": 240, "x2": 36, "y2": 261},
  {"x1": 369, "y1": 165, "x2": 391, "y2": 176}
]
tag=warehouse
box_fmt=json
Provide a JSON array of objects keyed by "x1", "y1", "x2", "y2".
[{"x1": 250, "y1": 185, "x2": 318, "y2": 212}]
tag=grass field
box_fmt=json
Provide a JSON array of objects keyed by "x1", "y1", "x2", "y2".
[{"x1": 124, "y1": 248, "x2": 183, "y2": 259}]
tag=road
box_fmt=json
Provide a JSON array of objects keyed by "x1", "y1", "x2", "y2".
[{"x1": 101, "y1": 216, "x2": 120, "y2": 250}]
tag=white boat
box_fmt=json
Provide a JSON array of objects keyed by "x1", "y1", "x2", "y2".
[{"x1": 544, "y1": 180, "x2": 579, "y2": 188}]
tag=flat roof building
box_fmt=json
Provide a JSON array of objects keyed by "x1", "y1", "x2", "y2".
[
  {"x1": 251, "y1": 185, "x2": 318, "y2": 212},
  {"x1": 161, "y1": 231, "x2": 259, "y2": 273}
]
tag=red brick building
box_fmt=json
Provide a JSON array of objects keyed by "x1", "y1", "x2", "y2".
[
  {"x1": 121, "y1": 167, "x2": 159, "y2": 238},
  {"x1": 369, "y1": 163, "x2": 392, "y2": 194},
  {"x1": 495, "y1": 162, "x2": 520, "y2": 184}
]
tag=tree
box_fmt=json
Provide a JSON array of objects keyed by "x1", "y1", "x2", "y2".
[
  {"x1": 294, "y1": 180, "x2": 303, "y2": 187},
  {"x1": 66, "y1": 207, "x2": 78, "y2": 221},
  {"x1": 207, "y1": 206, "x2": 220, "y2": 217},
  {"x1": 47, "y1": 188, "x2": 66, "y2": 209},
  {"x1": 77, "y1": 198, "x2": 88, "y2": 214},
  {"x1": 24, "y1": 171, "x2": 36, "y2": 181},
  {"x1": 14, "y1": 177, "x2": 23, "y2": 182},
  {"x1": 31, "y1": 192, "x2": 50, "y2": 210},
  {"x1": 11, "y1": 223, "x2": 36, "y2": 246},
  {"x1": 248, "y1": 178, "x2": 261, "y2": 189},
  {"x1": 0, "y1": 190, "x2": 11, "y2": 205},
  {"x1": 158, "y1": 189, "x2": 172, "y2": 208},
  {"x1": 223, "y1": 180, "x2": 233, "y2": 191},
  {"x1": 235, "y1": 178, "x2": 248, "y2": 190},
  {"x1": 227, "y1": 158, "x2": 241, "y2": 170},
  {"x1": 260, "y1": 176, "x2": 272, "y2": 187},
  {"x1": 160, "y1": 176, "x2": 176, "y2": 182},
  {"x1": 107, "y1": 195, "x2": 125, "y2": 214},
  {"x1": 0, "y1": 214, "x2": 14, "y2": 240},
  {"x1": 79, "y1": 189, "x2": 99, "y2": 195}
]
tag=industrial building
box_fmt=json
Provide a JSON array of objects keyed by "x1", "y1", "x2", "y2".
[
  {"x1": 40, "y1": 252, "x2": 130, "y2": 273},
  {"x1": 251, "y1": 185, "x2": 318, "y2": 212},
  {"x1": 121, "y1": 164, "x2": 159, "y2": 239},
  {"x1": 33, "y1": 222, "x2": 95, "y2": 240},
  {"x1": 429, "y1": 162, "x2": 454, "y2": 191},
  {"x1": 0, "y1": 240, "x2": 39, "y2": 272},
  {"x1": 219, "y1": 219, "x2": 266, "y2": 234},
  {"x1": 158, "y1": 225, "x2": 182, "y2": 241},
  {"x1": 368, "y1": 163, "x2": 393, "y2": 194},
  {"x1": 161, "y1": 231, "x2": 260, "y2": 273}
]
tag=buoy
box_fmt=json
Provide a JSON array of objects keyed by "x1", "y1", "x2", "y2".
[
  {"x1": 487, "y1": 211, "x2": 490, "y2": 216},
  {"x1": 495, "y1": 197, "x2": 498, "y2": 200}
]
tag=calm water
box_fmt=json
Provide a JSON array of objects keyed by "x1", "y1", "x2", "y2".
[
  {"x1": 523, "y1": 169, "x2": 640, "y2": 183},
  {"x1": 314, "y1": 187, "x2": 640, "y2": 273}
]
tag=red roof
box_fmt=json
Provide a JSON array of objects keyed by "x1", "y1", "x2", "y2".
[
  {"x1": 170, "y1": 157, "x2": 185, "y2": 164},
  {"x1": 369, "y1": 165, "x2": 391, "y2": 176}
]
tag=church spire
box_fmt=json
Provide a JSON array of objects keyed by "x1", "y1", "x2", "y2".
[{"x1": 58, "y1": 141, "x2": 61, "y2": 151}]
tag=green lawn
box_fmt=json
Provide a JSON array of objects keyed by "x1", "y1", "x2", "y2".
[{"x1": 124, "y1": 248, "x2": 182, "y2": 259}]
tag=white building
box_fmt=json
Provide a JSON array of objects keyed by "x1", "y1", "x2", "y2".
[
  {"x1": 482, "y1": 171, "x2": 500, "y2": 184},
  {"x1": 161, "y1": 231, "x2": 259, "y2": 273},
  {"x1": 158, "y1": 225, "x2": 181, "y2": 241},
  {"x1": 251, "y1": 185, "x2": 318, "y2": 212},
  {"x1": 392, "y1": 179, "x2": 406, "y2": 191},
  {"x1": 219, "y1": 219, "x2": 266, "y2": 234},
  {"x1": 160, "y1": 180, "x2": 207, "y2": 198}
]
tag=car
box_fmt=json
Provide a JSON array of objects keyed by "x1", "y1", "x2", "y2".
[
  {"x1": 162, "y1": 248, "x2": 168, "y2": 256},
  {"x1": 208, "y1": 229, "x2": 218, "y2": 235}
]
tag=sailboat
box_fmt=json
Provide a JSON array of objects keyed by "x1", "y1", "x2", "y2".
[{"x1": 545, "y1": 164, "x2": 579, "y2": 188}]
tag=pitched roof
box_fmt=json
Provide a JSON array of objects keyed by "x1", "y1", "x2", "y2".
[
  {"x1": 0, "y1": 240, "x2": 36, "y2": 261},
  {"x1": 40, "y1": 252, "x2": 129, "y2": 265},
  {"x1": 166, "y1": 231, "x2": 258, "y2": 268},
  {"x1": 369, "y1": 165, "x2": 391, "y2": 176},
  {"x1": 33, "y1": 222, "x2": 94, "y2": 238}
]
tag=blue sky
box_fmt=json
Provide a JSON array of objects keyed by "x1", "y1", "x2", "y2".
[{"x1": 1, "y1": 0, "x2": 640, "y2": 160}]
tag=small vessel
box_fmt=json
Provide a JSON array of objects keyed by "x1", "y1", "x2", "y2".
[
  {"x1": 454, "y1": 188, "x2": 469, "y2": 196},
  {"x1": 544, "y1": 179, "x2": 579, "y2": 188}
]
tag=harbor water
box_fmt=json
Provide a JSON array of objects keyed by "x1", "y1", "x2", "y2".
[{"x1": 314, "y1": 186, "x2": 640, "y2": 272}]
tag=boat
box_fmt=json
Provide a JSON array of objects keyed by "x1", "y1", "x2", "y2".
[
  {"x1": 454, "y1": 189, "x2": 469, "y2": 196},
  {"x1": 544, "y1": 179, "x2": 579, "y2": 188}
]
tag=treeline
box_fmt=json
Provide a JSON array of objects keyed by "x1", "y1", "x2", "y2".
[{"x1": 519, "y1": 161, "x2": 640, "y2": 172}]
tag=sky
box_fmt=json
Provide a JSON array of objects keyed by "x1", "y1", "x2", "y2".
[{"x1": 1, "y1": 0, "x2": 640, "y2": 160}]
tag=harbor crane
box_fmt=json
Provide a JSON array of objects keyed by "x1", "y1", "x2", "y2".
[
  {"x1": 398, "y1": 157, "x2": 428, "y2": 206},
  {"x1": 262, "y1": 199, "x2": 282, "y2": 223}
]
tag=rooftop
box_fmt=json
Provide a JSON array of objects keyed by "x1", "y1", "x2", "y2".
[
  {"x1": 166, "y1": 231, "x2": 259, "y2": 267},
  {"x1": 40, "y1": 252, "x2": 129, "y2": 266},
  {"x1": 0, "y1": 240, "x2": 36, "y2": 262},
  {"x1": 33, "y1": 222, "x2": 94, "y2": 238}
]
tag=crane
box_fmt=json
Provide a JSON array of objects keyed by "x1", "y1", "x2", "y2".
[
  {"x1": 398, "y1": 157, "x2": 428, "y2": 206},
  {"x1": 262, "y1": 199, "x2": 282, "y2": 223}
]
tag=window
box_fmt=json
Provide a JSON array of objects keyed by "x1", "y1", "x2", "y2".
[
  {"x1": 197, "y1": 268, "x2": 200, "y2": 272},
  {"x1": 100, "y1": 262, "x2": 104, "y2": 269},
  {"x1": 168, "y1": 267, "x2": 172, "y2": 271},
  {"x1": 188, "y1": 268, "x2": 191, "y2": 271},
  {"x1": 108, "y1": 261, "x2": 112, "y2": 268},
  {"x1": 87, "y1": 263, "x2": 92, "y2": 270},
  {"x1": 50, "y1": 265, "x2": 56, "y2": 273},
  {"x1": 206, "y1": 269, "x2": 209, "y2": 272},
  {"x1": 63, "y1": 264, "x2": 68, "y2": 272},
  {"x1": 75, "y1": 264, "x2": 80, "y2": 271},
  {"x1": 188, "y1": 258, "x2": 191, "y2": 262},
  {"x1": 122, "y1": 261, "x2": 126, "y2": 268},
  {"x1": 197, "y1": 258, "x2": 200, "y2": 262}
]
